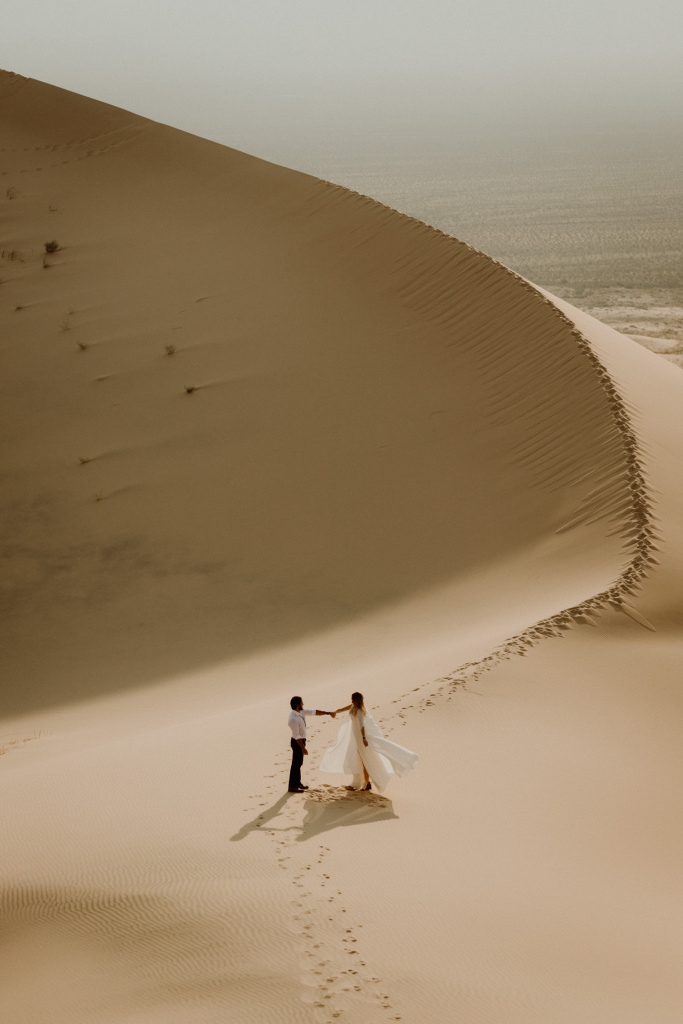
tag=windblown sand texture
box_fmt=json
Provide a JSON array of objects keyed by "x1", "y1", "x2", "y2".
[{"x1": 2, "y1": 71, "x2": 682, "y2": 1023}]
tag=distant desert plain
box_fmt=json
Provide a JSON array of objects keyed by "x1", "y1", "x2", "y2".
[{"x1": 1, "y1": 69, "x2": 682, "y2": 1024}]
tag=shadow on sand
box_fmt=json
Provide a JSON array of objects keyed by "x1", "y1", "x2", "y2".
[
  {"x1": 230, "y1": 792, "x2": 298, "y2": 841},
  {"x1": 230, "y1": 786, "x2": 397, "y2": 843},
  {"x1": 297, "y1": 787, "x2": 398, "y2": 841}
]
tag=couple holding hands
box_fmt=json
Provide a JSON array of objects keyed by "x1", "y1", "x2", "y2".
[{"x1": 287, "y1": 692, "x2": 418, "y2": 793}]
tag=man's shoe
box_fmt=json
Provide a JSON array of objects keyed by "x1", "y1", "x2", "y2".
[
  {"x1": 288, "y1": 788, "x2": 304, "y2": 793},
  {"x1": 299, "y1": 784, "x2": 309, "y2": 790}
]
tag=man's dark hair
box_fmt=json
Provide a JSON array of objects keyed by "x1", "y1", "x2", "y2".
[{"x1": 290, "y1": 696, "x2": 303, "y2": 710}]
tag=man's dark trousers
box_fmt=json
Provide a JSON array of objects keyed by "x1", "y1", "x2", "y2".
[{"x1": 289, "y1": 738, "x2": 305, "y2": 790}]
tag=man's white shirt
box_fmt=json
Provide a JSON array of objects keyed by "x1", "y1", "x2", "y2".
[{"x1": 289, "y1": 708, "x2": 317, "y2": 740}]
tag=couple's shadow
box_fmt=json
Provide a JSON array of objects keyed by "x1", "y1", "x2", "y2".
[{"x1": 230, "y1": 786, "x2": 397, "y2": 843}]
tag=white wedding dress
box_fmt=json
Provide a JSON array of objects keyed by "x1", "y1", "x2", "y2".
[{"x1": 319, "y1": 710, "x2": 418, "y2": 792}]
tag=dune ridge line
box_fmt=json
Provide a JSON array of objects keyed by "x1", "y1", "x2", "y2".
[
  {"x1": 314, "y1": 179, "x2": 660, "y2": 688},
  {"x1": 439, "y1": 325, "x2": 660, "y2": 692}
]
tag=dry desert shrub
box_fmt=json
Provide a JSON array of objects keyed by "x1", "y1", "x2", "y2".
[{"x1": 44, "y1": 240, "x2": 59, "y2": 253}]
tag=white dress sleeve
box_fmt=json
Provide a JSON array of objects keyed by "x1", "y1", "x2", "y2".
[
  {"x1": 319, "y1": 715, "x2": 364, "y2": 775},
  {"x1": 319, "y1": 711, "x2": 418, "y2": 790},
  {"x1": 363, "y1": 715, "x2": 418, "y2": 777}
]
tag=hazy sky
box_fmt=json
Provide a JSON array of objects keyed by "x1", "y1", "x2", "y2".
[{"x1": 4, "y1": 1, "x2": 682, "y2": 166}]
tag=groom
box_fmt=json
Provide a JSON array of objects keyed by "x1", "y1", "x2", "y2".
[{"x1": 288, "y1": 697, "x2": 335, "y2": 793}]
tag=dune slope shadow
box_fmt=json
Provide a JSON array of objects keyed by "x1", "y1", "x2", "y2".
[{"x1": 0, "y1": 71, "x2": 649, "y2": 714}]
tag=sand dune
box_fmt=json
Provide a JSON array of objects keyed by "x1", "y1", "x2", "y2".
[{"x1": 2, "y1": 70, "x2": 682, "y2": 1023}]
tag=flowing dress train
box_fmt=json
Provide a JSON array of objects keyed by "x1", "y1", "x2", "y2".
[{"x1": 319, "y1": 710, "x2": 418, "y2": 792}]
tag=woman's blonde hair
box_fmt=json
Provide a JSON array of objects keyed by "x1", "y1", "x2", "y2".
[{"x1": 350, "y1": 691, "x2": 366, "y2": 716}]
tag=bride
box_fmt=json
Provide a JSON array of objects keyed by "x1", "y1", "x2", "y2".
[{"x1": 320, "y1": 692, "x2": 418, "y2": 792}]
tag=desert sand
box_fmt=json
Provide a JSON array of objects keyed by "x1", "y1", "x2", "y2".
[{"x1": 1, "y1": 69, "x2": 682, "y2": 1023}]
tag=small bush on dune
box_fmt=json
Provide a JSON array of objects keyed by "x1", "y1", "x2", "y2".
[{"x1": 44, "y1": 240, "x2": 59, "y2": 253}]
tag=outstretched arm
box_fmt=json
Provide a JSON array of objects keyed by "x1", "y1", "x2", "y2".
[
  {"x1": 334, "y1": 704, "x2": 352, "y2": 715},
  {"x1": 314, "y1": 709, "x2": 336, "y2": 717}
]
